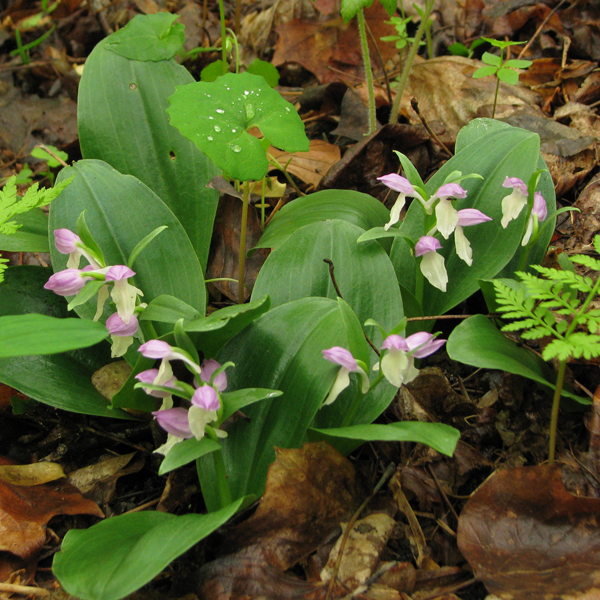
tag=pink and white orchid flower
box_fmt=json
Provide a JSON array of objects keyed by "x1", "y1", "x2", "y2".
[
  {"x1": 376, "y1": 332, "x2": 446, "y2": 387},
  {"x1": 377, "y1": 174, "x2": 427, "y2": 231},
  {"x1": 431, "y1": 183, "x2": 468, "y2": 239},
  {"x1": 454, "y1": 209, "x2": 492, "y2": 266},
  {"x1": 415, "y1": 236, "x2": 448, "y2": 292},
  {"x1": 322, "y1": 346, "x2": 370, "y2": 406},
  {"x1": 521, "y1": 192, "x2": 547, "y2": 246},
  {"x1": 501, "y1": 177, "x2": 528, "y2": 228}
]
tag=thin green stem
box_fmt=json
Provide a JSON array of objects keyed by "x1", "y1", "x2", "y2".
[
  {"x1": 203, "y1": 430, "x2": 232, "y2": 507},
  {"x1": 415, "y1": 260, "x2": 424, "y2": 306},
  {"x1": 237, "y1": 180, "x2": 250, "y2": 304},
  {"x1": 356, "y1": 9, "x2": 376, "y2": 134},
  {"x1": 491, "y1": 76, "x2": 500, "y2": 119},
  {"x1": 548, "y1": 359, "x2": 567, "y2": 464},
  {"x1": 218, "y1": 0, "x2": 227, "y2": 74},
  {"x1": 389, "y1": 0, "x2": 434, "y2": 124}
]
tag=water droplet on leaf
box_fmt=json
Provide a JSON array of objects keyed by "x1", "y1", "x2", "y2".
[
  {"x1": 216, "y1": 108, "x2": 225, "y2": 114},
  {"x1": 231, "y1": 144, "x2": 242, "y2": 153},
  {"x1": 207, "y1": 136, "x2": 214, "y2": 141},
  {"x1": 214, "y1": 125, "x2": 221, "y2": 132}
]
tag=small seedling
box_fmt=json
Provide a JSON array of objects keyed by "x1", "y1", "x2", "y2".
[{"x1": 472, "y1": 38, "x2": 532, "y2": 118}]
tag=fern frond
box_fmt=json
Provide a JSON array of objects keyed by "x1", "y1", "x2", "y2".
[{"x1": 571, "y1": 255, "x2": 600, "y2": 272}]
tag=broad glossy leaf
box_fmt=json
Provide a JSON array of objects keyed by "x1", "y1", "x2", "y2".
[
  {"x1": 158, "y1": 437, "x2": 222, "y2": 475},
  {"x1": 167, "y1": 72, "x2": 309, "y2": 181},
  {"x1": 0, "y1": 314, "x2": 107, "y2": 357},
  {"x1": 310, "y1": 421, "x2": 460, "y2": 457},
  {"x1": 253, "y1": 190, "x2": 391, "y2": 253},
  {"x1": 455, "y1": 118, "x2": 555, "y2": 274},
  {"x1": 252, "y1": 220, "x2": 403, "y2": 339},
  {"x1": 104, "y1": 13, "x2": 185, "y2": 61},
  {"x1": 78, "y1": 39, "x2": 219, "y2": 269},
  {"x1": 391, "y1": 123, "x2": 549, "y2": 315},
  {"x1": 0, "y1": 267, "x2": 130, "y2": 418},
  {"x1": 447, "y1": 315, "x2": 588, "y2": 404},
  {"x1": 53, "y1": 498, "x2": 247, "y2": 600},
  {"x1": 0, "y1": 209, "x2": 48, "y2": 252},
  {"x1": 221, "y1": 388, "x2": 283, "y2": 420},
  {"x1": 198, "y1": 298, "x2": 364, "y2": 510},
  {"x1": 50, "y1": 161, "x2": 206, "y2": 322}
]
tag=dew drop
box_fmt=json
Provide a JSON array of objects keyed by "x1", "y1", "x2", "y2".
[
  {"x1": 243, "y1": 90, "x2": 250, "y2": 96},
  {"x1": 207, "y1": 136, "x2": 214, "y2": 141},
  {"x1": 208, "y1": 116, "x2": 214, "y2": 120},
  {"x1": 231, "y1": 128, "x2": 237, "y2": 132},
  {"x1": 231, "y1": 144, "x2": 242, "y2": 153},
  {"x1": 284, "y1": 106, "x2": 291, "y2": 112},
  {"x1": 214, "y1": 125, "x2": 221, "y2": 132},
  {"x1": 245, "y1": 103, "x2": 255, "y2": 120},
  {"x1": 216, "y1": 108, "x2": 225, "y2": 114}
]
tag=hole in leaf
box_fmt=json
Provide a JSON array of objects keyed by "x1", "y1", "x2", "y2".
[
  {"x1": 129, "y1": 83, "x2": 137, "y2": 91},
  {"x1": 169, "y1": 150, "x2": 176, "y2": 160}
]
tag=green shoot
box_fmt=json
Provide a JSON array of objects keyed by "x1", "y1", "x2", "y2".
[
  {"x1": 448, "y1": 38, "x2": 486, "y2": 59},
  {"x1": 472, "y1": 38, "x2": 532, "y2": 118},
  {"x1": 493, "y1": 235, "x2": 600, "y2": 463}
]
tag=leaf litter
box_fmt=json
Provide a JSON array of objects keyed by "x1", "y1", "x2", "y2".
[{"x1": 3, "y1": 0, "x2": 600, "y2": 599}]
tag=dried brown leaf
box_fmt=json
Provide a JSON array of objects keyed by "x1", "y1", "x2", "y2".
[{"x1": 458, "y1": 465, "x2": 600, "y2": 599}]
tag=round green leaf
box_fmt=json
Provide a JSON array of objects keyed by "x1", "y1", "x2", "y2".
[
  {"x1": 167, "y1": 72, "x2": 309, "y2": 181},
  {"x1": 104, "y1": 13, "x2": 185, "y2": 61}
]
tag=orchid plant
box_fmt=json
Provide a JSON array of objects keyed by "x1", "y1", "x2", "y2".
[{"x1": 0, "y1": 12, "x2": 576, "y2": 600}]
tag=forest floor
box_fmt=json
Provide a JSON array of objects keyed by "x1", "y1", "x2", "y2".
[{"x1": 1, "y1": 1, "x2": 600, "y2": 599}]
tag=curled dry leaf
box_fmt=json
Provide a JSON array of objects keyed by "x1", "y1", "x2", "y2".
[
  {"x1": 269, "y1": 139, "x2": 340, "y2": 188},
  {"x1": 0, "y1": 456, "x2": 103, "y2": 562},
  {"x1": 457, "y1": 465, "x2": 600, "y2": 599},
  {"x1": 0, "y1": 462, "x2": 65, "y2": 486}
]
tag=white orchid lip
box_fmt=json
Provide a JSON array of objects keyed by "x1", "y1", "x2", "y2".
[
  {"x1": 322, "y1": 346, "x2": 370, "y2": 406},
  {"x1": 501, "y1": 176, "x2": 528, "y2": 229}
]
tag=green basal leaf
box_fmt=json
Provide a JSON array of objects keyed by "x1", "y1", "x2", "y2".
[
  {"x1": 53, "y1": 497, "x2": 248, "y2": 600},
  {"x1": 252, "y1": 189, "x2": 391, "y2": 254},
  {"x1": 0, "y1": 209, "x2": 49, "y2": 252},
  {"x1": 75, "y1": 211, "x2": 105, "y2": 266},
  {"x1": 167, "y1": 72, "x2": 309, "y2": 181},
  {"x1": 357, "y1": 228, "x2": 415, "y2": 245},
  {"x1": 246, "y1": 58, "x2": 280, "y2": 87},
  {"x1": 309, "y1": 421, "x2": 460, "y2": 457},
  {"x1": 158, "y1": 436, "x2": 222, "y2": 474},
  {"x1": 104, "y1": 13, "x2": 185, "y2": 61},
  {"x1": 447, "y1": 315, "x2": 589, "y2": 404},
  {"x1": 0, "y1": 314, "x2": 107, "y2": 358}
]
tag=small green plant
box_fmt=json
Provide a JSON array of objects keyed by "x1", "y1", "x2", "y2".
[
  {"x1": 0, "y1": 175, "x2": 73, "y2": 282},
  {"x1": 472, "y1": 38, "x2": 532, "y2": 118},
  {"x1": 448, "y1": 38, "x2": 486, "y2": 59},
  {"x1": 380, "y1": 16, "x2": 418, "y2": 50},
  {"x1": 493, "y1": 236, "x2": 600, "y2": 463}
]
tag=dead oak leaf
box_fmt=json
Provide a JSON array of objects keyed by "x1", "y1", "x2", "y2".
[
  {"x1": 269, "y1": 140, "x2": 340, "y2": 188},
  {"x1": 457, "y1": 464, "x2": 600, "y2": 599},
  {"x1": 272, "y1": 4, "x2": 397, "y2": 84},
  {"x1": 0, "y1": 456, "x2": 103, "y2": 561},
  {"x1": 195, "y1": 442, "x2": 364, "y2": 599}
]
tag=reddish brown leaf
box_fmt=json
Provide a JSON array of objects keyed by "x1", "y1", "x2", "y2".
[
  {"x1": 0, "y1": 457, "x2": 103, "y2": 562},
  {"x1": 195, "y1": 442, "x2": 364, "y2": 599},
  {"x1": 272, "y1": 4, "x2": 397, "y2": 84},
  {"x1": 457, "y1": 465, "x2": 600, "y2": 599}
]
